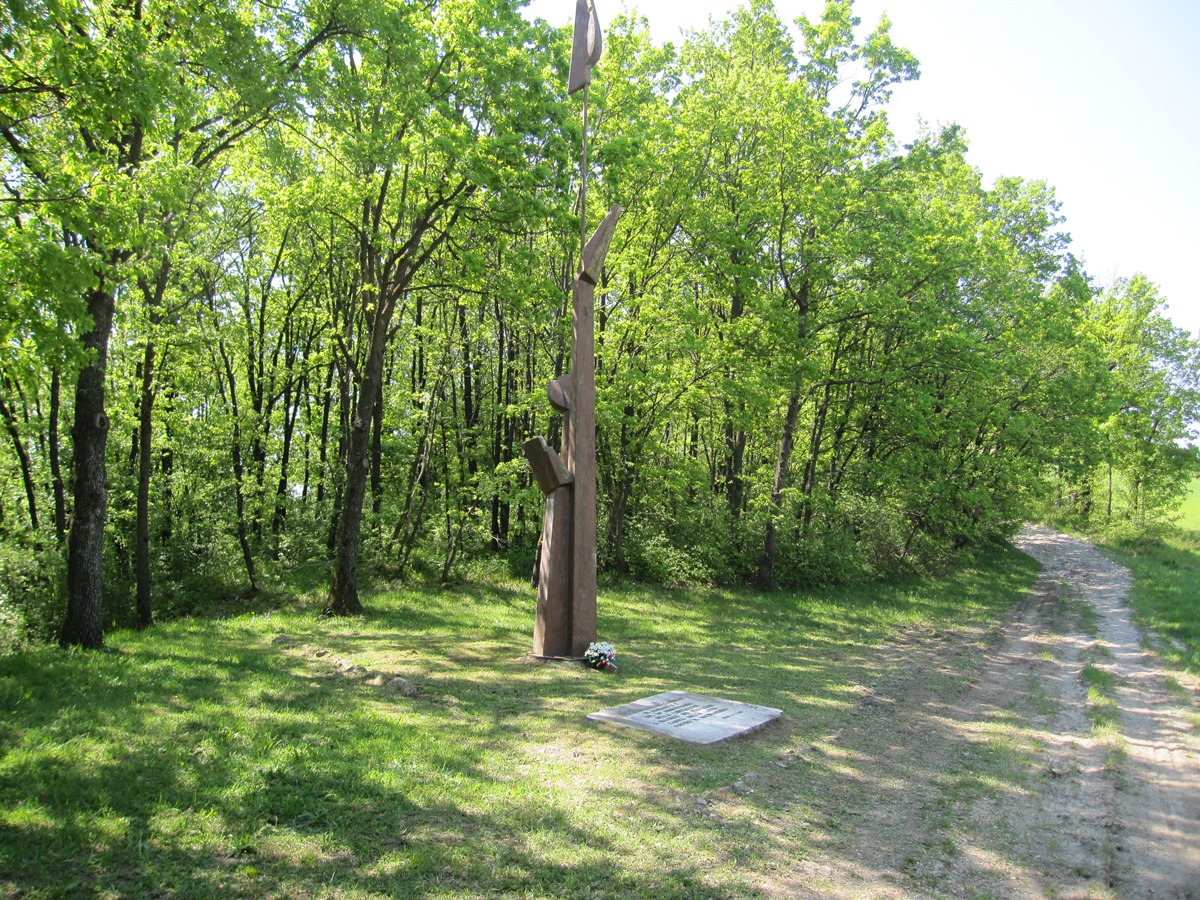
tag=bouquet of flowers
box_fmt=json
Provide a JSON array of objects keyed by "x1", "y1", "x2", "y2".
[{"x1": 583, "y1": 641, "x2": 617, "y2": 671}]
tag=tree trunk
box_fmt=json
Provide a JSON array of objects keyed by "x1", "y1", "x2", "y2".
[
  {"x1": 49, "y1": 369, "x2": 67, "y2": 543},
  {"x1": 799, "y1": 380, "x2": 833, "y2": 530},
  {"x1": 218, "y1": 342, "x2": 260, "y2": 594},
  {"x1": 135, "y1": 336, "x2": 157, "y2": 629},
  {"x1": 0, "y1": 391, "x2": 39, "y2": 532},
  {"x1": 370, "y1": 376, "x2": 384, "y2": 516},
  {"x1": 758, "y1": 380, "x2": 803, "y2": 589},
  {"x1": 272, "y1": 376, "x2": 298, "y2": 539},
  {"x1": 60, "y1": 282, "x2": 116, "y2": 649},
  {"x1": 490, "y1": 295, "x2": 507, "y2": 551},
  {"x1": 605, "y1": 408, "x2": 636, "y2": 575},
  {"x1": 723, "y1": 414, "x2": 747, "y2": 518},
  {"x1": 325, "y1": 182, "x2": 472, "y2": 613},
  {"x1": 300, "y1": 377, "x2": 313, "y2": 501},
  {"x1": 497, "y1": 323, "x2": 517, "y2": 550},
  {"x1": 317, "y1": 359, "x2": 335, "y2": 504},
  {"x1": 723, "y1": 255, "x2": 747, "y2": 516},
  {"x1": 440, "y1": 406, "x2": 468, "y2": 585},
  {"x1": 326, "y1": 345, "x2": 353, "y2": 552},
  {"x1": 325, "y1": 318, "x2": 389, "y2": 615},
  {"x1": 386, "y1": 382, "x2": 439, "y2": 567},
  {"x1": 134, "y1": 259, "x2": 170, "y2": 629},
  {"x1": 160, "y1": 445, "x2": 174, "y2": 545}
]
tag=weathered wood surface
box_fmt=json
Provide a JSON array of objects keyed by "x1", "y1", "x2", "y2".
[
  {"x1": 567, "y1": 0, "x2": 603, "y2": 95},
  {"x1": 570, "y1": 274, "x2": 598, "y2": 657},
  {"x1": 529, "y1": 1, "x2": 615, "y2": 660},
  {"x1": 531, "y1": 485, "x2": 573, "y2": 657},
  {"x1": 523, "y1": 436, "x2": 573, "y2": 496},
  {"x1": 580, "y1": 205, "x2": 622, "y2": 284},
  {"x1": 547, "y1": 374, "x2": 572, "y2": 414}
]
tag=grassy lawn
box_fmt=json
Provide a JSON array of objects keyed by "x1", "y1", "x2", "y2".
[
  {"x1": 1179, "y1": 478, "x2": 1200, "y2": 531},
  {"x1": 0, "y1": 548, "x2": 1037, "y2": 898},
  {"x1": 1096, "y1": 478, "x2": 1200, "y2": 673}
]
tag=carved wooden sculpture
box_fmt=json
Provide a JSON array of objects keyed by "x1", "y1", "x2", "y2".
[
  {"x1": 568, "y1": 205, "x2": 620, "y2": 655},
  {"x1": 568, "y1": 0, "x2": 603, "y2": 95},
  {"x1": 525, "y1": 2, "x2": 620, "y2": 659},
  {"x1": 524, "y1": 433, "x2": 573, "y2": 656},
  {"x1": 525, "y1": 374, "x2": 572, "y2": 655}
]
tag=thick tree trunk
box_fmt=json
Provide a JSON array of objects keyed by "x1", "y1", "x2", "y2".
[
  {"x1": 325, "y1": 319, "x2": 389, "y2": 616},
  {"x1": 326, "y1": 421, "x2": 369, "y2": 614},
  {"x1": 60, "y1": 283, "x2": 116, "y2": 649}
]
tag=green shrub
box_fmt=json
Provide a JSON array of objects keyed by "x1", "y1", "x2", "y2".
[
  {"x1": 0, "y1": 536, "x2": 64, "y2": 652},
  {"x1": 623, "y1": 505, "x2": 734, "y2": 587}
]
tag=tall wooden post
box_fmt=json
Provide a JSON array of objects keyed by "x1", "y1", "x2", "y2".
[
  {"x1": 569, "y1": 286, "x2": 597, "y2": 655},
  {"x1": 569, "y1": 209, "x2": 620, "y2": 654},
  {"x1": 524, "y1": 0, "x2": 619, "y2": 659}
]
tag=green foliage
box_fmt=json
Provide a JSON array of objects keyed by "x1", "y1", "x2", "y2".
[
  {"x1": 1, "y1": 0, "x2": 1194, "y2": 629},
  {"x1": 623, "y1": 506, "x2": 735, "y2": 587},
  {"x1": 0, "y1": 536, "x2": 64, "y2": 652},
  {"x1": 1046, "y1": 277, "x2": 1200, "y2": 531}
]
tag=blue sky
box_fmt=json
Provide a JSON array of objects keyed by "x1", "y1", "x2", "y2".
[{"x1": 523, "y1": 0, "x2": 1200, "y2": 338}]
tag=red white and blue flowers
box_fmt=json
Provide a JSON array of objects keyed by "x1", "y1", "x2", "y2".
[{"x1": 584, "y1": 641, "x2": 617, "y2": 671}]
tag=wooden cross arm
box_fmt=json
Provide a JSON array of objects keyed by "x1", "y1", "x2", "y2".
[
  {"x1": 579, "y1": 204, "x2": 622, "y2": 284},
  {"x1": 523, "y1": 436, "x2": 574, "y2": 495}
]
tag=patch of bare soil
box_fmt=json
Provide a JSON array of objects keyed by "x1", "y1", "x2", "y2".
[{"x1": 756, "y1": 525, "x2": 1200, "y2": 899}]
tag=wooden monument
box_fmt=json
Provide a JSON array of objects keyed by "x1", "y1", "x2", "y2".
[{"x1": 524, "y1": 0, "x2": 621, "y2": 658}]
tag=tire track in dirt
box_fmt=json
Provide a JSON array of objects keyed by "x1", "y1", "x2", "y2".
[
  {"x1": 763, "y1": 525, "x2": 1200, "y2": 898},
  {"x1": 1018, "y1": 525, "x2": 1200, "y2": 899}
]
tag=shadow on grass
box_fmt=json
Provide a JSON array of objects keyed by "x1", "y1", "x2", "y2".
[
  {"x1": 0, "y1": 544, "x2": 1042, "y2": 897},
  {"x1": 0, "y1": 634, "x2": 738, "y2": 896}
]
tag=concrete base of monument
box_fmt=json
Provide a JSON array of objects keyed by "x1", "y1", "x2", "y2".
[{"x1": 587, "y1": 690, "x2": 783, "y2": 744}]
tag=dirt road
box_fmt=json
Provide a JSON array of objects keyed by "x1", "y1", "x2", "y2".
[
  {"x1": 1013, "y1": 526, "x2": 1200, "y2": 898},
  {"x1": 765, "y1": 525, "x2": 1200, "y2": 898}
]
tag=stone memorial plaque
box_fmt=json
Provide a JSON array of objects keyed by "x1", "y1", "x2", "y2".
[{"x1": 587, "y1": 690, "x2": 782, "y2": 744}]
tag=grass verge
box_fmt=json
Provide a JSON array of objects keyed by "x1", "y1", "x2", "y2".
[
  {"x1": 0, "y1": 547, "x2": 1037, "y2": 898},
  {"x1": 1097, "y1": 525, "x2": 1200, "y2": 673}
]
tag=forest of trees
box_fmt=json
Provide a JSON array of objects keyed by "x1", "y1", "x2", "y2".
[{"x1": 2, "y1": 0, "x2": 1198, "y2": 649}]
